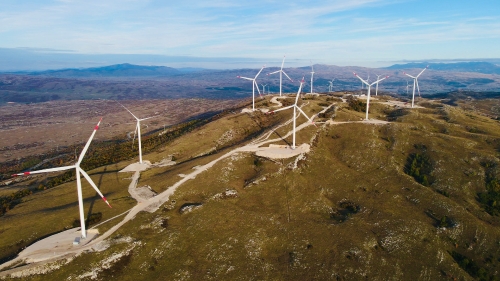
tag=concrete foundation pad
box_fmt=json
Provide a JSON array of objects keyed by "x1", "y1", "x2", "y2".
[
  {"x1": 119, "y1": 161, "x2": 151, "y2": 172},
  {"x1": 15, "y1": 228, "x2": 100, "y2": 264},
  {"x1": 255, "y1": 144, "x2": 310, "y2": 159}
]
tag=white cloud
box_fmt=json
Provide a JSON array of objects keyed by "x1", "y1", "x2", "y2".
[{"x1": 0, "y1": 0, "x2": 499, "y2": 67}]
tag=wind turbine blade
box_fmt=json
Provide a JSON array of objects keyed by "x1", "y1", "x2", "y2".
[
  {"x1": 267, "y1": 71, "x2": 280, "y2": 75},
  {"x1": 403, "y1": 73, "x2": 416, "y2": 79},
  {"x1": 281, "y1": 56, "x2": 286, "y2": 70},
  {"x1": 254, "y1": 66, "x2": 266, "y2": 79},
  {"x1": 139, "y1": 116, "x2": 156, "y2": 121},
  {"x1": 416, "y1": 79, "x2": 421, "y2": 96},
  {"x1": 417, "y1": 66, "x2": 428, "y2": 78},
  {"x1": 119, "y1": 103, "x2": 139, "y2": 120},
  {"x1": 79, "y1": 167, "x2": 112, "y2": 208},
  {"x1": 77, "y1": 118, "x2": 102, "y2": 165},
  {"x1": 267, "y1": 105, "x2": 294, "y2": 114},
  {"x1": 296, "y1": 106, "x2": 316, "y2": 126},
  {"x1": 282, "y1": 71, "x2": 293, "y2": 82},
  {"x1": 370, "y1": 76, "x2": 389, "y2": 86},
  {"x1": 353, "y1": 72, "x2": 369, "y2": 86},
  {"x1": 254, "y1": 81, "x2": 262, "y2": 98},
  {"x1": 299, "y1": 77, "x2": 305, "y2": 90},
  {"x1": 295, "y1": 78, "x2": 305, "y2": 104},
  {"x1": 12, "y1": 165, "x2": 75, "y2": 177},
  {"x1": 237, "y1": 76, "x2": 253, "y2": 81}
]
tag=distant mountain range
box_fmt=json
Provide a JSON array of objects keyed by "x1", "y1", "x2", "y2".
[
  {"x1": 7, "y1": 63, "x2": 210, "y2": 78},
  {"x1": 5, "y1": 61, "x2": 500, "y2": 79},
  {"x1": 385, "y1": 61, "x2": 500, "y2": 75},
  {"x1": 1, "y1": 61, "x2": 500, "y2": 104}
]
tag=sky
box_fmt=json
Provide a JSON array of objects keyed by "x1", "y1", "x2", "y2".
[{"x1": 1, "y1": 0, "x2": 499, "y2": 70}]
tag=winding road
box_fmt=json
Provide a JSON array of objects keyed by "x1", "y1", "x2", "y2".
[{"x1": 0, "y1": 98, "x2": 390, "y2": 276}]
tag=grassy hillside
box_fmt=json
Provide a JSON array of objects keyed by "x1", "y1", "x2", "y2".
[{"x1": 2, "y1": 94, "x2": 500, "y2": 280}]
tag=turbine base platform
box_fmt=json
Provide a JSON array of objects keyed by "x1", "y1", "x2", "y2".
[
  {"x1": 6, "y1": 228, "x2": 100, "y2": 265},
  {"x1": 119, "y1": 161, "x2": 152, "y2": 172},
  {"x1": 254, "y1": 144, "x2": 310, "y2": 159}
]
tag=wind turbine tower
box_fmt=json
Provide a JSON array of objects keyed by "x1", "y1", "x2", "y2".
[
  {"x1": 374, "y1": 74, "x2": 386, "y2": 96},
  {"x1": 12, "y1": 119, "x2": 111, "y2": 239},
  {"x1": 261, "y1": 84, "x2": 267, "y2": 95},
  {"x1": 267, "y1": 77, "x2": 315, "y2": 149},
  {"x1": 120, "y1": 103, "x2": 155, "y2": 164},
  {"x1": 237, "y1": 66, "x2": 265, "y2": 111},
  {"x1": 404, "y1": 66, "x2": 428, "y2": 108},
  {"x1": 328, "y1": 79, "x2": 334, "y2": 92},
  {"x1": 354, "y1": 73, "x2": 389, "y2": 120},
  {"x1": 267, "y1": 56, "x2": 293, "y2": 96}
]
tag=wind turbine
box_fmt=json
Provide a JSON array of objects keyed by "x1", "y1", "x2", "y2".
[
  {"x1": 328, "y1": 79, "x2": 334, "y2": 92},
  {"x1": 237, "y1": 65, "x2": 265, "y2": 111},
  {"x1": 374, "y1": 74, "x2": 386, "y2": 96},
  {"x1": 12, "y1": 118, "x2": 111, "y2": 239},
  {"x1": 261, "y1": 84, "x2": 267, "y2": 95},
  {"x1": 310, "y1": 63, "x2": 315, "y2": 94},
  {"x1": 120, "y1": 103, "x2": 155, "y2": 164},
  {"x1": 353, "y1": 73, "x2": 389, "y2": 120},
  {"x1": 267, "y1": 77, "x2": 315, "y2": 149},
  {"x1": 403, "y1": 66, "x2": 428, "y2": 108},
  {"x1": 267, "y1": 56, "x2": 293, "y2": 96}
]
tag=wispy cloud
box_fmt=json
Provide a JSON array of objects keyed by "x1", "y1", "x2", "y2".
[{"x1": 0, "y1": 0, "x2": 499, "y2": 68}]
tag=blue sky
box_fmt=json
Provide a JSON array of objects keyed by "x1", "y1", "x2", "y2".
[{"x1": 1, "y1": 0, "x2": 499, "y2": 70}]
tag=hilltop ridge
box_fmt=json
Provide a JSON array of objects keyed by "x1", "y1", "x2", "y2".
[{"x1": 1, "y1": 93, "x2": 500, "y2": 280}]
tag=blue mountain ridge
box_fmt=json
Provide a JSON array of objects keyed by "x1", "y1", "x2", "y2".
[{"x1": 384, "y1": 61, "x2": 500, "y2": 75}]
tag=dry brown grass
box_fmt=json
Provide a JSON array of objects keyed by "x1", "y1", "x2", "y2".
[{"x1": 4, "y1": 95, "x2": 500, "y2": 280}]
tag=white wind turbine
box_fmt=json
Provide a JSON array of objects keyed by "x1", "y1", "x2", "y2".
[
  {"x1": 374, "y1": 74, "x2": 387, "y2": 96},
  {"x1": 406, "y1": 80, "x2": 412, "y2": 95},
  {"x1": 261, "y1": 84, "x2": 268, "y2": 95},
  {"x1": 328, "y1": 79, "x2": 334, "y2": 92},
  {"x1": 310, "y1": 63, "x2": 315, "y2": 94},
  {"x1": 267, "y1": 56, "x2": 293, "y2": 96},
  {"x1": 12, "y1": 118, "x2": 111, "y2": 239},
  {"x1": 353, "y1": 73, "x2": 389, "y2": 120},
  {"x1": 237, "y1": 65, "x2": 265, "y2": 111},
  {"x1": 404, "y1": 66, "x2": 428, "y2": 108},
  {"x1": 267, "y1": 77, "x2": 315, "y2": 149},
  {"x1": 120, "y1": 103, "x2": 155, "y2": 164}
]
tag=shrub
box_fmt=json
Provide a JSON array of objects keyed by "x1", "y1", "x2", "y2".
[
  {"x1": 346, "y1": 96, "x2": 366, "y2": 112},
  {"x1": 478, "y1": 161, "x2": 500, "y2": 216},
  {"x1": 0, "y1": 188, "x2": 32, "y2": 216},
  {"x1": 318, "y1": 105, "x2": 337, "y2": 119},
  {"x1": 405, "y1": 147, "x2": 433, "y2": 186},
  {"x1": 450, "y1": 251, "x2": 493, "y2": 280}
]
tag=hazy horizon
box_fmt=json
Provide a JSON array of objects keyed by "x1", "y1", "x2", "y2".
[{"x1": 1, "y1": 47, "x2": 499, "y2": 72}]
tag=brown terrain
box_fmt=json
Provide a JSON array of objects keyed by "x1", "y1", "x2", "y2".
[{"x1": 0, "y1": 99, "x2": 241, "y2": 163}]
